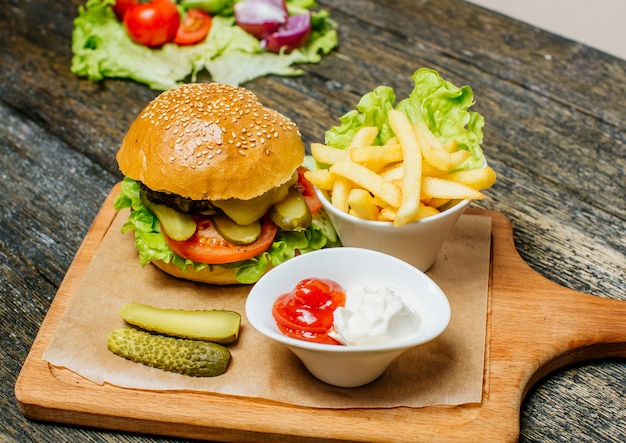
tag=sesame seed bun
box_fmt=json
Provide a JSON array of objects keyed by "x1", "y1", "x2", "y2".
[
  {"x1": 116, "y1": 83, "x2": 304, "y2": 201},
  {"x1": 151, "y1": 260, "x2": 241, "y2": 285}
]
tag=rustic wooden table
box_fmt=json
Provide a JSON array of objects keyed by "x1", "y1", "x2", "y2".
[{"x1": 2, "y1": 0, "x2": 624, "y2": 442}]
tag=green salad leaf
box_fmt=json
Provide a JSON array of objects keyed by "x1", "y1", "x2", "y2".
[
  {"x1": 324, "y1": 68, "x2": 486, "y2": 171},
  {"x1": 113, "y1": 177, "x2": 340, "y2": 284},
  {"x1": 71, "y1": 0, "x2": 338, "y2": 90}
]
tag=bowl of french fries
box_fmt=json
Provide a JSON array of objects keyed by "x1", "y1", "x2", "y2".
[{"x1": 304, "y1": 68, "x2": 497, "y2": 271}]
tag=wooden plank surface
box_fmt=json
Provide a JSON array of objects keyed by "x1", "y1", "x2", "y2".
[
  {"x1": 2, "y1": 0, "x2": 625, "y2": 441},
  {"x1": 14, "y1": 184, "x2": 626, "y2": 442}
]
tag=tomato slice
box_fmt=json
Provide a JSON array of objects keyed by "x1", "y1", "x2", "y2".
[
  {"x1": 164, "y1": 215, "x2": 278, "y2": 264},
  {"x1": 295, "y1": 166, "x2": 323, "y2": 214},
  {"x1": 174, "y1": 9, "x2": 212, "y2": 45}
]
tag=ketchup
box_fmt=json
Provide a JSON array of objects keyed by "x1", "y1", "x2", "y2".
[{"x1": 272, "y1": 278, "x2": 346, "y2": 345}]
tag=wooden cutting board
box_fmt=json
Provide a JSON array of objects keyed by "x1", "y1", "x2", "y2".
[{"x1": 15, "y1": 183, "x2": 626, "y2": 442}]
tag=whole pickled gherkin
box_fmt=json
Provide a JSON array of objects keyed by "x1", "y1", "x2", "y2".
[{"x1": 107, "y1": 328, "x2": 231, "y2": 377}]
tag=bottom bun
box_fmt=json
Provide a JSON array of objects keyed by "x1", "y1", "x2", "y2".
[{"x1": 151, "y1": 260, "x2": 240, "y2": 285}]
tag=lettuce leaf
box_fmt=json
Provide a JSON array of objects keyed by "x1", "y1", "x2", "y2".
[
  {"x1": 324, "y1": 68, "x2": 486, "y2": 171},
  {"x1": 71, "y1": 0, "x2": 338, "y2": 89},
  {"x1": 113, "y1": 177, "x2": 340, "y2": 284}
]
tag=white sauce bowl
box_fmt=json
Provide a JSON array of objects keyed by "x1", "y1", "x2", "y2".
[{"x1": 245, "y1": 247, "x2": 451, "y2": 387}]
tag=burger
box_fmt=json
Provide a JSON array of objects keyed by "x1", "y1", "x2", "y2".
[{"x1": 114, "y1": 83, "x2": 339, "y2": 284}]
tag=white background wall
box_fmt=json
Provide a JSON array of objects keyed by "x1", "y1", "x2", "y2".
[{"x1": 465, "y1": 0, "x2": 626, "y2": 60}]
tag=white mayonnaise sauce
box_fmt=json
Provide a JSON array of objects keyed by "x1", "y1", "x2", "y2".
[{"x1": 329, "y1": 284, "x2": 420, "y2": 346}]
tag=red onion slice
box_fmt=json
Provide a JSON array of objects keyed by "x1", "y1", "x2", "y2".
[
  {"x1": 234, "y1": 0, "x2": 288, "y2": 40},
  {"x1": 262, "y1": 13, "x2": 311, "y2": 53}
]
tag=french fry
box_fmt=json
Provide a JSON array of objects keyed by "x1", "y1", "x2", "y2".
[
  {"x1": 304, "y1": 169, "x2": 336, "y2": 191},
  {"x1": 349, "y1": 143, "x2": 403, "y2": 165},
  {"x1": 330, "y1": 160, "x2": 402, "y2": 208},
  {"x1": 372, "y1": 194, "x2": 390, "y2": 208},
  {"x1": 379, "y1": 206, "x2": 396, "y2": 222},
  {"x1": 347, "y1": 189, "x2": 379, "y2": 220},
  {"x1": 330, "y1": 176, "x2": 353, "y2": 213},
  {"x1": 422, "y1": 160, "x2": 446, "y2": 178},
  {"x1": 442, "y1": 140, "x2": 459, "y2": 153},
  {"x1": 388, "y1": 110, "x2": 422, "y2": 227},
  {"x1": 380, "y1": 163, "x2": 441, "y2": 183},
  {"x1": 378, "y1": 162, "x2": 402, "y2": 180},
  {"x1": 413, "y1": 122, "x2": 451, "y2": 173},
  {"x1": 310, "y1": 143, "x2": 347, "y2": 165},
  {"x1": 347, "y1": 127, "x2": 388, "y2": 171},
  {"x1": 448, "y1": 150, "x2": 471, "y2": 170},
  {"x1": 422, "y1": 176, "x2": 484, "y2": 200},
  {"x1": 428, "y1": 198, "x2": 451, "y2": 209},
  {"x1": 442, "y1": 167, "x2": 497, "y2": 190},
  {"x1": 349, "y1": 126, "x2": 379, "y2": 148},
  {"x1": 416, "y1": 203, "x2": 440, "y2": 219}
]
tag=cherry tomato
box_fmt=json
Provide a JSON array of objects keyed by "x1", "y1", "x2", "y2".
[
  {"x1": 272, "y1": 278, "x2": 346, "y2": 344},
  {"x1": 163, "y1": 215, "x2": 278, "y2": 264},
  {"x1": 112, "y1": 0, "x2": 138, "y2": 21},
  {"x1": 295, "y1": 167, "x2": 323, "y2": 214},
  {"x1": 124, "y1": 0, "x2": 180, "y2": 48},
  {"x1": 174, "y1": 9, "x2": 212, "y2": 46}
]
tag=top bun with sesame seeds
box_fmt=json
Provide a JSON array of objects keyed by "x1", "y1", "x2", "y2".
[
  {"x1": 117, "y1": 82, "x2": 304, "y2": 201},
  {"x1": 114, "y1": 83, "x2": 337, "y2": 286}
]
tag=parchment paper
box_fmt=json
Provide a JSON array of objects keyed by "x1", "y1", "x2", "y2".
[{"x1": 43, "y1": 209, "x2": 492, "y2": 409}]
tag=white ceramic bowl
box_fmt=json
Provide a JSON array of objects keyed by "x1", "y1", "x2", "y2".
[
  {"x1": 245, "y1": 247, "x2": 450, "y2": 388},
  {"x1": 315, "y1": 188, "x2": 469, "y2": 271}
]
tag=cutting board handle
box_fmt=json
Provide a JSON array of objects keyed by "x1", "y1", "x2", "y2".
[{"x1": 482, "y1": 209, "x2": 626, "y2": 397}]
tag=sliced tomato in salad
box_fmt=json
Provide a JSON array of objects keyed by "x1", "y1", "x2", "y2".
[
  {"x1": 295, "y1": 166, "x2": 323, "y2": 214},
  {"x1": 174, "y1": 9, "x2": 212, "y2": 45},
  {"x1": 164, "y1": 215, "x2": 278, "y2": 264}
]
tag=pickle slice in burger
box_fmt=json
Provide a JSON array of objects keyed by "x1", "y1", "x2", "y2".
[
  {"x1": 114, "y1": 83, "x2": 339, "y2": 285},
  {"x1": 211, "y1": 214, "x2": 262, "y2": 246}
]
